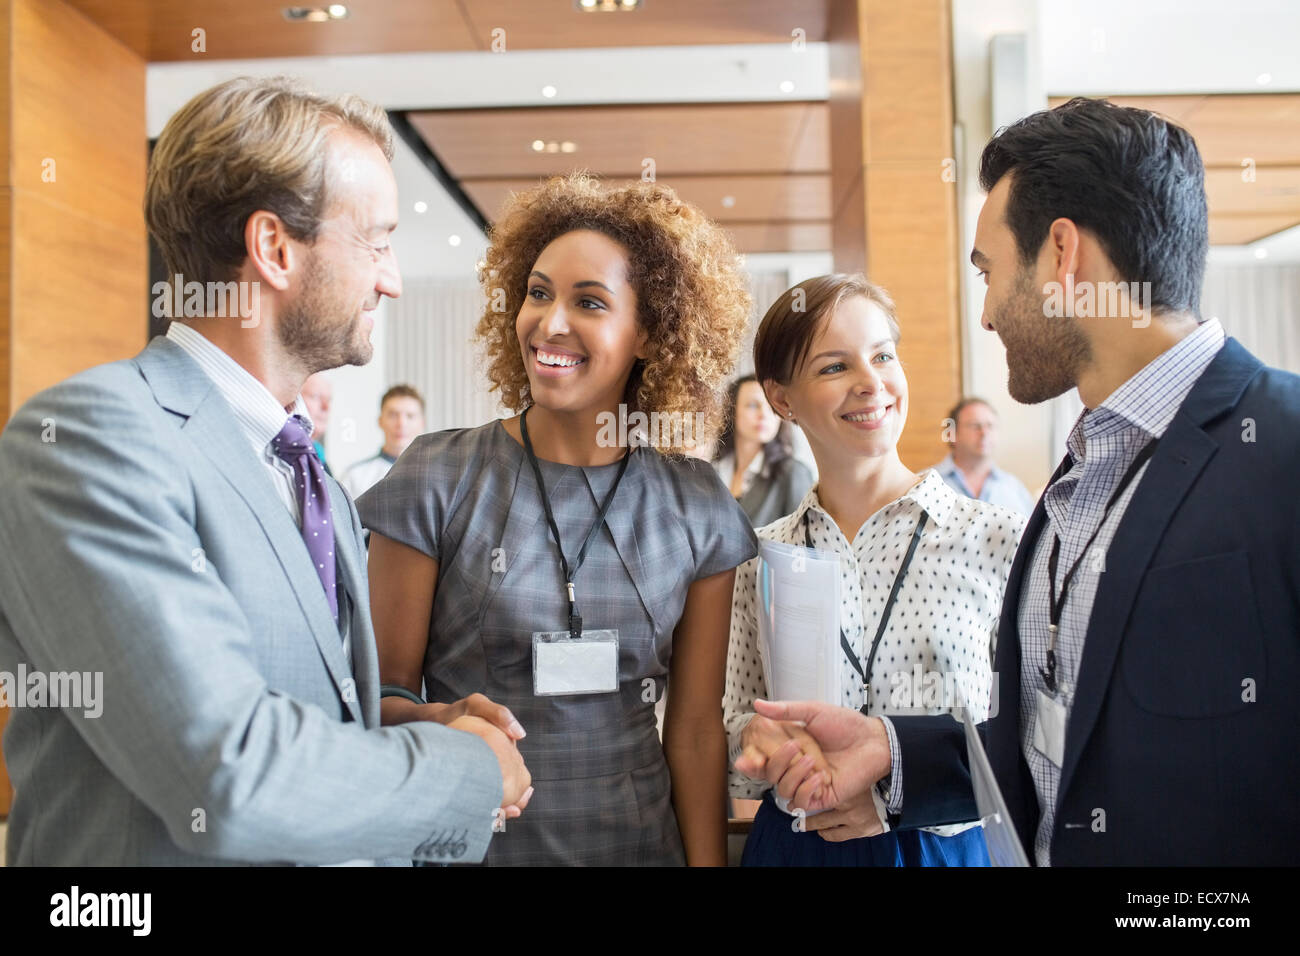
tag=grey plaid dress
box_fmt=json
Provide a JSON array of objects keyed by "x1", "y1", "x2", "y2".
[{"x1": 357, "y1": 420, "x2": 757, "y2": 865}]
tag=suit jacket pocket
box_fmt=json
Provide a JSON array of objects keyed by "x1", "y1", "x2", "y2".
[{"x1": 1120, "y1": 550, "x2": 1264, "y2": 718}]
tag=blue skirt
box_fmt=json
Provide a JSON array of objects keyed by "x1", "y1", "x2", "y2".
[{"x1": 740, "y1": 791, "x2": 990, "y2": 867}]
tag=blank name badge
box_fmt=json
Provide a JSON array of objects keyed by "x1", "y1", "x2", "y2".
[{"x1": 532, "y1": 629, "x2": 619, "y2": 696}]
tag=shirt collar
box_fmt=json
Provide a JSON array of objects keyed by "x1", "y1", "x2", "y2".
[
  {"x1": 937, "y1": 452, "x2": 1006, "y2": 484},
  {"x1": 1065, "y1": 318, "x2": 1226, "y2": 461},
  {"x1": 165, "y1": 323, "x2": 309, "y2": 452},
  {"x1": 792, "y1": 468, "x2": 957, "y2": 535}
]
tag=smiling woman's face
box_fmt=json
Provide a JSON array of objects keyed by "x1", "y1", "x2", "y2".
[
  {"x1": 780, "y1": 294, "x2": 907, "y2": 463},
  {"x1": 515, "y1": 229, "x2": 647, "y2": 417}
]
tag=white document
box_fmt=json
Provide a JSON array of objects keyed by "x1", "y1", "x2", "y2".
[
  {"x1": 961, "y1": 706, "x2": 1030, "y2": 867},
  {"x1": 755, "y1": 539, "x2": 842, "y2": 705},
  {"x1": 755, "y1": 540, "x2": 844, "y2": 819}
]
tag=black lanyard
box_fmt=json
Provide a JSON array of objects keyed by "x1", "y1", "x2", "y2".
[
  {"x1": 1042, "y1": 436, "x2": 1159, "y2": 692},
  {"x1": 519, "y1": 405, "x2": 633, "y2": 640},
  {"x1": 803, "y1": 507, "x2": 928, "y2": 714}
]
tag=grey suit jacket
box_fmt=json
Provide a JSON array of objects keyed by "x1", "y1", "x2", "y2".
[{"x1": 0, "y1": 336, "x2": 502, "y2": 865}]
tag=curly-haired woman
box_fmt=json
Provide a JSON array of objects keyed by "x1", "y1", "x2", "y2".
[{"x1": 356, "y1": 174, "x2": 758, "y2": 865}]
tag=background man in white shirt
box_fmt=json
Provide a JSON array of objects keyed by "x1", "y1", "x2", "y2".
[{"x1": 342, "y1": 384, "x2": 425, "y2": 498}]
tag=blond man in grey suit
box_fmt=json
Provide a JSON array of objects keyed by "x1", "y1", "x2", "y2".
[{"x1": 0, "y1": 76, "x2": 530, "y2": 865}]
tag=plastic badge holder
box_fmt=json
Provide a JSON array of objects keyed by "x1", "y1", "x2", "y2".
[{"x1": 532, "y1": 628, "x2": 620, "y2": 696}]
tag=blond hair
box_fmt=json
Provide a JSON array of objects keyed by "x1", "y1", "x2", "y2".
[{"x1": 146, "y1": 75, "x2": 393, "y2": 285}]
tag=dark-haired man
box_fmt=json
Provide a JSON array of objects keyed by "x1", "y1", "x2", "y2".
[{"x1": 740, "y1": 97, "x2": 1300, "y2": 865}]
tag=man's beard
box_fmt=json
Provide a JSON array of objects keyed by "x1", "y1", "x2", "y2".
[
  {"x1": 277, "y1": 253, "x2": 373, "y2": 372},
  {"x1": 995, "y1": 264, "x2": 1091, "y2": 405}
]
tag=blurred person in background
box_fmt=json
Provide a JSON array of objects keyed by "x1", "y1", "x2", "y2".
[
  {"x1": 933, "y1": 397, "x2": 1034, "y2": 516},
  {"x1": 712, "y1": 374, "x2": 814, "y2": 526},
  {"x1": 301, "y1": 371, "x2": 334, "y2": 474},
  {"x1": 342, "y1": 384, "x2": 426, "y2": 498}
]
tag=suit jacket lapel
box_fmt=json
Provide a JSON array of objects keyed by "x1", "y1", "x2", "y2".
[
  {"x1": 992, "y1": 450, "x2": 1071, "y2": 851},
  {"x1": 330, "y1": 483, "x2": 374, "y2": 726},
  {"x1": 136, "y1": 337, "x2": 362, "y2": 722}
]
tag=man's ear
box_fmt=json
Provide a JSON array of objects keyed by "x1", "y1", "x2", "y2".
[
  {"x1": 244, "y1": 210, "x2": 297, "y2": 292},
  {"x1": 762, "y1": 379, "x2": 793, "y2": 421},
  {"x1": 1045, "y1": 217, "x2": 1083, "y2": 289}
]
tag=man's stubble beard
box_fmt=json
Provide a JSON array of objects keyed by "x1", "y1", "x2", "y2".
[
  {"x1": 996, "y1": 262, "x2": 1091, "y2": 405},
  {"x1": 277, "y1": 252, "x2": 373, "y2": 373}
]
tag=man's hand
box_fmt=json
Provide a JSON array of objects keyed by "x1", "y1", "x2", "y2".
[
  {"x1": 447, "y1": 715, "x2": 533, "y2": 818},
  {"x1": 748, "y1": 699, "x2": 892, "y2": 813},
  {"x1": 804, "y1": 788, "x2": 886, "y2": 842},
  {"x1": 421, "y1": 693, "x2": 525, "y2": 741}
]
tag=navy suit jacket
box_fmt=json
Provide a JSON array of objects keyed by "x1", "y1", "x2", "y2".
[{"x1": 891, "y1": 338, "x2": 1300, "y2": 865}]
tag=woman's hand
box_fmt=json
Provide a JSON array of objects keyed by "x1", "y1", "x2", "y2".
[
  {"x1": 804, "y1": 788, "x2": 886, "y2": 842},
  {"x1": 736, "y1": 714, "x2": 832, "y2": 802}
]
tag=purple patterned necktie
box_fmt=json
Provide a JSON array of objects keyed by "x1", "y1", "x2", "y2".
[{"x1": 271, "y1": 415, "x2": 338, "y2": 619}]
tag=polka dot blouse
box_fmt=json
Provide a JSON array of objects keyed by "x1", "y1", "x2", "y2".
[{"x1": 724, "y1": 470, "x2": 1027, "y2": 816}]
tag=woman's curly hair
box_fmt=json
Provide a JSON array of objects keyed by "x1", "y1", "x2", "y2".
[{"x1": 474, "y1": 172, "x2": 752, "y2": 456}]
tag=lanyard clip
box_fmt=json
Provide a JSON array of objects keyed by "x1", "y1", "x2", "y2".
[{"x1": 567, "y1": 581, "x2": 575, "y2": 604}]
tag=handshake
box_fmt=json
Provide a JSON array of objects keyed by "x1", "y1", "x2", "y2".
[
  {"x1": 407, "y1": 693, "x2": 535, "y2": 819},
  {"x1": 733, "y1": 699, "x2": 894, "y2": 840}
]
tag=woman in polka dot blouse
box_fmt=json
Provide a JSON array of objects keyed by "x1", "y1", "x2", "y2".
[{"x1": 724, "y1": 274, "x2": 1027, "y2": 866}]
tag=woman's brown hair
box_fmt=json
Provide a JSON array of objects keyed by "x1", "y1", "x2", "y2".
[{"x1": 753, "y1": 273, "x2": 901, "y2": 386}]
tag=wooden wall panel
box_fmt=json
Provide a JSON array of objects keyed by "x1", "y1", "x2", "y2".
[
  {"x1": 0, "y1": 0, "x2": 148, "y2": 818},
  {"x1": 830, "y1": 0, "x2": 961, "y2": 472},
  {"x1": 4, "y1": 0, "x2": 146, "y2": 412}
]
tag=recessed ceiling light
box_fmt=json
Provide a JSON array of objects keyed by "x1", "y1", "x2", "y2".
[
  {"x1": 449, "y1": 235, "x2": 462, "y2": 247},
  {"x1": 542, "y1": 85, "x2": 557, "y2": 98},
  {"x1": 531, "y1": 139, "x2": 546, "y2": 152},
  {"x1": 721, "y1": 196, "x2": 736, "y2": 208},
  {"x1": 576, "y1": 0, "x2": 641, "y2": 10},
  {"x1": 1254, "y1": 247, "x2": 1269, "y2": 259},
  {"x1": 1256, "y1": 72, "x2": 1272, "y2": 85},
  {"x1": 283, "y1": 5, "x2": 348, "y2": 21},
  {"x1": 560, "y1": 141, "x2": 577, "y2": 153},
  {"x1": 413, "y1": 201, "x2": 428, "y2": 214},
  {"x1": 779, "y1": 80, "x2": 795, "y2": 93}
]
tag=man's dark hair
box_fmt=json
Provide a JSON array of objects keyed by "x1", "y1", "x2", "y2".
[{"x1": 979, "y1": 96, "x2": 1208, "y2": 316}]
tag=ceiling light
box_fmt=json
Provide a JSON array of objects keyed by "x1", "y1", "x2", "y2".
[
  {"x1": 542, "y1": 85, "x2": 557, "y2": 99},
  {"x1": 413, "y1": 201, "x2": 428, "y2": 214},
  {"x1": 283, "y1": 5, "x2": 348, "y2": 21},
  {"x1": 449, "y1": 235, "x2": 462, "y2": 247},
  {"x1": 531, "y1": 139, "x2": 545, "y2": 152},
  {"x1": 560, "y1": 141, "x2": 577, "y2": 153},
  {"x1": 1256, "y1": 72, "x2": 1272, "y2": 85},
  {"x1": 1254, "y1": 247, "x2": 1268, "y2": 259},
  {"x1": 779, "y1": 80, "x2": 795, "y2": 93},
  {"x1": 721, "y1": 196, "x2": 736, "y2": 208},
  {"x1": 577, "y1": 0, "x2": 641, "y2": 11}
]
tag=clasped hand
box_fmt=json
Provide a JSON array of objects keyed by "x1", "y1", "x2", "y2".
[
  {"x1": 733, "y1": 699, "x2": 893, "y2": 841},
  {"x1": 420, "y1": 693, "x2": 534, "y2": 819}
]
